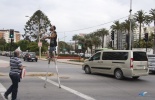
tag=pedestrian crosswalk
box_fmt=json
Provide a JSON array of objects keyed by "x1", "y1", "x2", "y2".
[{"x1": 0, "y1": 83, "x2": 7, "y2": 100}]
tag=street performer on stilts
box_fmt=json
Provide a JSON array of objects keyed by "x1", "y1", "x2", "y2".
[
  {"x1": 44, "y1": 25, "x2": 57, "y2": 61},
  {"x1": 43, "y1": 25, "x2": 61, "y2": 88}
]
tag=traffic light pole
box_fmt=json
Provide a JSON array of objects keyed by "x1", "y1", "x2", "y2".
[
  {"x1": 146, "y1": 41, "x2": 147, "y2": 52},
  {"x1": 112, "y1": 40, "x2": 114, "y2": 49},
  {"x1": 10, "y1": 38, "x2": 13, "y2": 58}
]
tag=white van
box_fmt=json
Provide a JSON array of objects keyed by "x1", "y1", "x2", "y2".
[{"x1": 82, "y1": 50, "x2": 149, "y2": 79}]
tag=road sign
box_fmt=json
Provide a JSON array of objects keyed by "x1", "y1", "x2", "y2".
[{"x1": 38, "y1": 42, "x2": 42, "y2": 47}]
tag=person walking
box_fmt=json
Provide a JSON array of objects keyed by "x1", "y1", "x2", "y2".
[{"x1": 4, "y1": 48, "x2": 25, "y2": 100}]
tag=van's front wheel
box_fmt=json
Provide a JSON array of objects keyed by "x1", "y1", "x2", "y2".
[
  {"x1": 114, "y1": 69, "x2": 123, "y2": 80},
  {"x1": 84, "y1": 66, "x2": 91, "y2": 74}
]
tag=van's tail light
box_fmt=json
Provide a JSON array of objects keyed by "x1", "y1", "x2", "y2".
[{"x1": 130, "y1": 58, "x2": 133, "y2": 69}]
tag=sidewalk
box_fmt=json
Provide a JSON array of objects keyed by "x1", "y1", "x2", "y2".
[{"x1": 40, "y1": 58, "x2": 83, "y2": 65}]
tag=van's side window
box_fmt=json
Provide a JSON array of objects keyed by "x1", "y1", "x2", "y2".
[
  {"x1": 102, "y1": 52, "x2": 128, "y2": 60},
  {"x1": 91, "y1": 52, "x2": 101, "y2": 60}
]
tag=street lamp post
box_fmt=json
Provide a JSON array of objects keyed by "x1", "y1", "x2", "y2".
[
  {"x1": 129, "y1": 0, "x2": 132, "y2": 50},
  {"x1": 38, "y1": 18, "x2": 41, "y2": 59}
]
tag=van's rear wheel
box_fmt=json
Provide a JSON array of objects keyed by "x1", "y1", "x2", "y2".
[
  {"x1": 114, "y1": 69, "x2": 123, "y2": 80},
  {"x1": 84, "y1": 66, "x2": 91, "y2": 74}
]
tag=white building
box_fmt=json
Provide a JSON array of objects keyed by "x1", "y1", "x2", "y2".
[{"x1": 133, "y1": 26, "x2": 154, "y2": 41}]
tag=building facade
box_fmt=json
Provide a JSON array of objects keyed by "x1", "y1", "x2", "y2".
[{"x1": 0, "y1": 29, "x2": 21, "y2": 43}]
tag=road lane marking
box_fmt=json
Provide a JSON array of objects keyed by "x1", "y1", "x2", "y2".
[
  {"x1": 39, "y1": 76, "x2": 96, "y2": 100},
  {"x1": 0, "y1": 83, "x2": 7, "y2": 100}
]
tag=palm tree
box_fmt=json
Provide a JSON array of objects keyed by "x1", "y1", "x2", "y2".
[
  {"x1": 149, "y1": 8, "x2": 155, "y2": 53},
  {"x1": 121, "y1": 19, "x2": 137, "y2": 49},
  {"x1": 92, "y1": 36, "x2": 101, "y2": 50},
  {"x1": 84, "y1": 34, "x2": 93, "y2": 54},
  {"x1": 145, "y1": 15, "x2": 152, "y2": 26},
  {"x1": 111, "y1": 21, "x2": 121, "y2": 49},
  {"x1": 72, "y1": 35, "x2": 80, "y2": 52},
  {"x1": 134, "y1": 10, "x2": 146, "y2": 47},
  {"x1": 94, "y1": 28, "x2": 109, "y2": 48}
]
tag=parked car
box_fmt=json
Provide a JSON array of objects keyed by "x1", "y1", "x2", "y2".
[
  {"x1": 1, "y1": 51, "x2": 6, "y2": 56},
  {"x1": 82, "y1": 50, "x2": 149, "y2": 80},
  {"x1": 23, "y1": 52, "x2": 38, "y2": 62},
  {"x1": 148, "y1": 54, "x2": 155, "y2": 73}
]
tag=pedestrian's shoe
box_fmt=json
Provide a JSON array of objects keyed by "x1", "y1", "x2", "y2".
[{"x1": 4, "y1": 93, "x2": 8, "y2": 99}]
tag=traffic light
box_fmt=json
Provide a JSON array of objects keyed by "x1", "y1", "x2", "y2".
[
  {"x1": 9, "y1": 29, "x2": 14, "y2": 38},
  {"x1": 111, "y1": 31, "x2": 114, "y2": 40},
  {"x1": 144, "y1": 33, "x2": 148, "y2": 42}
]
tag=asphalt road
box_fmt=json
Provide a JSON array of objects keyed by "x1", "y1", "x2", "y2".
[{"x1": 1, "y1": 56, "x2": 155, "y2": 100}]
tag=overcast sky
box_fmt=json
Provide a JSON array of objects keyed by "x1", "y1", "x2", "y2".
[{"x1": 0, "y1": 0, "x2": 155, "y2": 42}]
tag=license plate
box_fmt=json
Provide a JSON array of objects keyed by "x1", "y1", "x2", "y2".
[{"x1": 32, "y1": 58, "x2": 35, "y2": 59}]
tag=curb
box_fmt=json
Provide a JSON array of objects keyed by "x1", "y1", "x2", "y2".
[{"x1": 40, "y1": 59, "x2": 83, "y2": 65}]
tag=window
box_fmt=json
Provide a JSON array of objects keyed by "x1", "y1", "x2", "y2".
[
  {"x1": 102, "y1": 52, "x2": 128, "y2": 60},
  {"x1": 133, "y1": 52, "x2": 147, "y2": 61},
  {"x1": 90, "y1": 52, "x2": 101, "y2": 61}
]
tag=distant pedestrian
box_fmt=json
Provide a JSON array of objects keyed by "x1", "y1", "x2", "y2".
[{"x1": 4, "y1": 48, "x2": 25, "y2": 100}]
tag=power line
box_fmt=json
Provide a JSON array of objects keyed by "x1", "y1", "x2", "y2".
[{"x1": 58, "y1": 16, "x2": 128, "y2": 33}]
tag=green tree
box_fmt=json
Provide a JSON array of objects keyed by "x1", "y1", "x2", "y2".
[
  {"x1": 111, "y1": 21, "x2": 121, "y2": 49},
  {"x1": 24, "y1": 10, "x2": 51, "y2": 42},
  {"x1": 17, "y1": 40, "x2": 29, "y2": 51},
  {"x1": 134, "y1": 10, "x2": 146, "y2": 46},
  {"x1": 84, "y1": 33, "x2": 94, "y2": 54},
  {"x1": 4, "y1": 42, "x2": 18, "y2": 51},
  {"x1": 144, "y1": 15, "x2": 152, "y2": 26},
  {"x1": 94, "y1": 28, "x2": 109, "y2": 48},
  {"x1": 121, "y1": 19, "x2": 137, "y2": 49},
  {"x1": 0, "y1": 37, "x2": 6, "y2": 51},
  {"x1": 72, "y1": 35, "x2": 81, "y2": 52},
  {"x1": 28, "y1": 42, "x2": 38, "y2": 53}
]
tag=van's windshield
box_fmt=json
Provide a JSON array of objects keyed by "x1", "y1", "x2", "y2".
[{"x1": 133, "y1": 52, "x2": 148, "y2": 61}]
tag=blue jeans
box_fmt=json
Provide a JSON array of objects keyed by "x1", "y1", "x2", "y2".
[
  {"x1": 49, "y1": 47, "x2": 56, "y2": 53},
  {"x1": 5, "y1": 73, "x2": 20, "y2": 100}
]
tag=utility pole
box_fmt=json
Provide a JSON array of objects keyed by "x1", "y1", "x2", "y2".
[
  {"x1": 38, "y1": 19, "x2": 41, "y2": 59},
  {"x1": 129, "y1": 0, "x2": 132, "y2": 50}
]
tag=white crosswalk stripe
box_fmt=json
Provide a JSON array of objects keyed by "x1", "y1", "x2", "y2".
[
  {"x1": 0, "y1": 83, "x2": 7, "y2": 100},
  {"x1": 39, "y1": 76, "x2": 96, "y2": 100}
]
